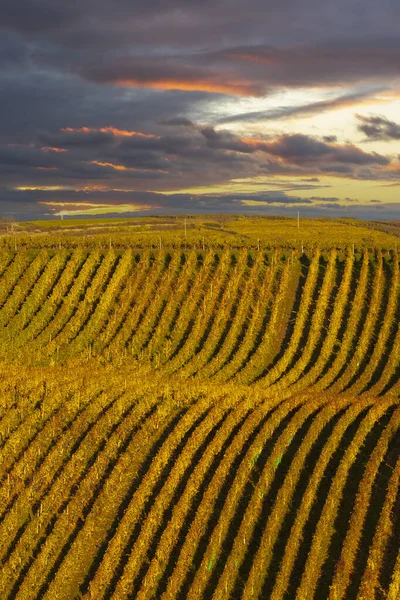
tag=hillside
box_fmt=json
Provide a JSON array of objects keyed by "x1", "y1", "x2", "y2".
[
  {"x1": 1, "y1": 215, "x2": 399, "y2": 252},
  {"x1": 0, "y1": 234, "x2": 399, "y2": 599},
  {"x1": 0, "y1": 247, "x2": 398, "y2": 398}
]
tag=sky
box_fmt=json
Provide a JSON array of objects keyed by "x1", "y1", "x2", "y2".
[{"x1": 1, "y1": 0, "x2": 400, "y2": 220}]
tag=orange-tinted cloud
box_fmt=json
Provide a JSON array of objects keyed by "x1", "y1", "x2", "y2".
[
  {"x1": 99, "y1": 126, "x2": 157, "y2": 138},
  {"x1": 40, "y1": 146, "x2": 68, "y2": 153},
  {"x1": 239, "y1": 136, "x2": 269, "y2": 147},
  {"x1": 76, "y1": 42, "x2": 400, "y2": 98},
  {"x1": 61, "y1": 126, "x2": 158, "y2": 138},
  {"x1": 61, "y1": 127, "x2": 93, "y2": 134},
  {"x1": 89, "y1": 160, "x2": 130, "y2": 171},
  {"x1": 88, "y1": 160, "x2": 167, "y2": 173},
  {"x1": 227, "y1": 52, "x2": 281, "y2": 66},
  {"x1": 112, "y1": 78, "x2": 257, "y2": 96}
]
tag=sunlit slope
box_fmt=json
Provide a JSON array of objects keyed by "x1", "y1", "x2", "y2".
[
  {"x1": 0, "y1": 366, "x2": 399, "y2": 600},
  {"x1": 0, "y1": 248, "x2": 399, "y2": 396},
  {"x1": 1, "y1": 216, "x2": 399, "y2": 253}
]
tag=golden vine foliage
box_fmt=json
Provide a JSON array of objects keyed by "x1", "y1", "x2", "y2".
[{"x1": 0, "y1": 244, "x2": 398, "y2": 599}]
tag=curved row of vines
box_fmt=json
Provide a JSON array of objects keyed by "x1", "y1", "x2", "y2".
[
  {"x1": 0, "y1": 366, "x2": 398, "y2": 599},
  {"x1": 0, "y1": 248, "x2": 399, "y2": 395}
]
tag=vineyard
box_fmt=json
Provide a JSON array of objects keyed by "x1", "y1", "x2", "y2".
[
  {"x1": 0, "y1": 243, "x2": 399, "y2": 599},
  {"x1": 1, "y1": 214, "x2": 399, "y2": 252}
]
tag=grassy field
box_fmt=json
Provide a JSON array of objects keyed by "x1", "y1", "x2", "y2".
[{"x1": 0, "y1": 217, "x2": 399, "y2": 599}]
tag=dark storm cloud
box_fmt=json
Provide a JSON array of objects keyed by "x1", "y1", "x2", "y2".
[
  {"x1": 0, "y1": 30, "x2": 31, "y2": 68},
  {"x1": 159, "y1": 118, "x2": 195, "y2": 127},
  {"x1": 76, "y1": 55, "x2": 263, "y2": 96},
  {"x1": 39, "y1": 130, "x2": 115, "y2": 148},
  {"x1": 261, "y1": 134, "x2": 389, "y2": 166},
  {"x1": 100, "y1": 149, "x2": 169, "y2": 172},
  {"x1": 0, "y1": 64, "x2": 213, "y2": 142},
  {"x1": 3, "y1": 1, "x2": 400, "y2": 96},
  {"x1": 2, "y1": 0, "x2": 400, "y2": 49},
  {"x1": 0, "y1": 126, "x2": 263, "y2": 191},
  {"x1": 0, "y1": 145, "x2": 54, "y2": 168},
  {"x1": 0, "y1": 0, "x2": 77, "y2": 33},
  {"x1": 118, "y1": 134, "x2": 189, "y2": 153},
  {"x1": 320, "y1": 165, "x2": 355, "y2": 174},
  {"x1": 200, "y1": 128, "x2": 257, "y2": 153},
  {"x1": 0, "y1": 0, "x2": 399, "y2": 219},
  {"x1": 212, "y1": 40, "x2": 400, "y2": 89},
  {"x1": 0, "y1": 2, "x2": 399, "y2": 140},
  {"x1": 357, "y1": 114, "x2": 400, "y2": 140},
  {"x1": 67, "y1": 44, "x2": 400, "y2": 97},
  {"x1": 0, "y1": 125, "x2": 393, "y2": 196}
]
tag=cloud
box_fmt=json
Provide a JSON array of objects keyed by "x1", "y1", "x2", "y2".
[
  {"x1": 2, "y1": 181, "x2": 400, "y2": 220},
  {"x1": 54, "y1": 43, "x2": 400, "y2": 98},
  {"x1": 0, "y1": 0, "x2": 76, "y2": 34},
  {"x1": 5, "y1": 20, "x2": 399, "y2": 101},
  {"x1": 39, "y1": 129, "x2": 115, "y2": 148},
  {"x1": 217, "y1": 89, "x2": 385, "y2": 124},
  {"x1": 0, "y1": 65, "x2": 212, "y2": 142},
  {"x1": 62, "y1": 126, "x2": 159, "y2": 139},
  {"x1": 0, "y1": 126, "x2": 395, "y2": 198},
  {"x1": 200, "y1": 127, "x2": 259, "y2": 153},
  {"x1": 36, "y1": 126, "x2": 160, "y2": 152},
  {"x1": 0, "y1": 1, "x2": 399, "y2": 220},
  {"x1": 159, "y1": 117, "x2": 195, "y2": 127},
  {"x1": 216, "y1": 42, "x2": 400, "y2": 89},
  {"x1": 1, "y1": 1, "x2": 400, "y2": 104},
  {"x1": 0, "y1": 29, "x2": 31, "y2": 68},
  {"x1": 77, "y1": 55, "x2": 265, "y2": 96},
  {"x1": 356, "y1": 114, "x2": 400, "y2": 140},
  {"x1": 0, "y1": 187, "x2": 316, "y2": 219},
  {"x1": 39, "y1": 200, "x2": 156, "y2": 216},
  {"x1": 321, "y1": 165, "x2": 354, "y2": 174},
  {"x1": 2, "y1": 0, "x2": 400, "y2": 53},
  {"x1": 261, "y1": 134, "x2": 390, "y2": 166}
]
